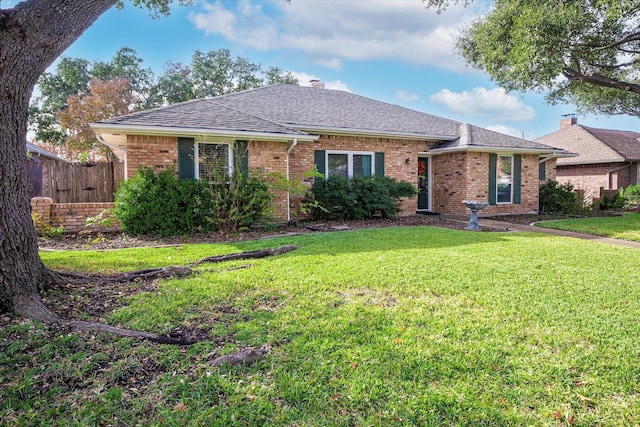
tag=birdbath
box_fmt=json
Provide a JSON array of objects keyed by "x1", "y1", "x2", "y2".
[{"x1": 462, "y1": 200, "x2": 490, "y2": 230}]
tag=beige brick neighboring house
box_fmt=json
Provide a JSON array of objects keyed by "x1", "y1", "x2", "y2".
[
  {"x1": 535, "y1": 117, "x2": 640, "y2": 200},
  {"x1": 91, "y1": 84, "x2": 572, "y2": 221}
]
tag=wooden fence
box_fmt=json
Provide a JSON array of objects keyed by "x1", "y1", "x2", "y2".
[{"x1": 48, "y1": 162, "x2": 124, "y2": 203}]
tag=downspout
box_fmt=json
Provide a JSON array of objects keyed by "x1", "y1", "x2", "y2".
[
  {"x1": 607, "y1": 161, "x2": 632, "y2": 190},
  {"x1": 286, "y1": 138, "x2": 298, "y2": 223}
]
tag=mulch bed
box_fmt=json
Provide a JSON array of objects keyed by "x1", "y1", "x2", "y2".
[{"x1": 37, "y1": 215, "x2": 474, "y2": 251}]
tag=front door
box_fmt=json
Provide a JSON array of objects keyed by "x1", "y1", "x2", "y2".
[{"x1": 417, "y1": 158, "x2": 429, "y2": 210}]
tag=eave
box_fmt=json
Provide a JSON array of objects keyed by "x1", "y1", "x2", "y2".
[
  {"x1": 427, "y1": 145, "x2": 577, "y2": 157},
  {"x1": 89, "y1": 123, "x2": 319, "y2": 147},
  {"x1": 291, "y1": 124, "x2": 458, "y2": 142}
]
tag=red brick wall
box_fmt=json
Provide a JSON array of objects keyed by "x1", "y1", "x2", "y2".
[
  {"x1": 556, "y1": 162, "x2": 636, "y2": 198},
  {"x1": 432, "y1": 152, "x2": 540, "y2": 215},
  {"x1": 119, "y1": 133, "x2": 545, "y2": 219},
  {"x1": 126, "y1": 135, "x2": 178, "y2": 178},
  {"x1": 31, "y1": 198, "x2": 118, "y2": 233}
]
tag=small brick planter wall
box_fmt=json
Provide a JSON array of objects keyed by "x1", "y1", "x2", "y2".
[{"x1": 31, "y1": 197, "x2": 119, "y2": 233}]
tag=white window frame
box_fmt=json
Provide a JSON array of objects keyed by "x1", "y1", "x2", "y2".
[
  {"x1": 195, "y1": 141, "x2": 233, "y2": 179},
  {"x1": 496, "y1": 154, "x2": 513, "y2": 204},
  {"x1": 325, "y1": 150, "x2": 375, "y2": 178}
]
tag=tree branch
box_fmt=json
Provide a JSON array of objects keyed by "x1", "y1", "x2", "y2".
[{"x1": 563, "y1": 68, "x2": 640, "y2": 94}]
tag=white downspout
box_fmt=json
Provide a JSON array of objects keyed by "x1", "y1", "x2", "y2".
[{"x1": 286, "y1": 138, "x2": 298, "y2": 223}]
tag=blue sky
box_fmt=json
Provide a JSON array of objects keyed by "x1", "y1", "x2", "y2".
[{"x1": 22, "y1": 0, "x2": 640, "y2": 139}]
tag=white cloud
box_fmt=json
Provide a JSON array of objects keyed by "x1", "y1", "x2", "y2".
[
  {"x1": 430, "y1": 87, "x2": 536, "y2": 122},
  {"x1": 187, "y1": 0, "x2": 486, "y2": 71},
  {"x1": 293, "y1": 72, "x2": 352, "y2": 92},
  {"x1": 396, "y1": 90, "x2": 420, "y2": 102}
]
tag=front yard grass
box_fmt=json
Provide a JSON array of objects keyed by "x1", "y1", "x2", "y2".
[
  {"x1": 536, "y1": 212, "x2": 640, "y2": 242},
  {"x1": 3, "y1": 226, "x2": 640, "y2": 425}
]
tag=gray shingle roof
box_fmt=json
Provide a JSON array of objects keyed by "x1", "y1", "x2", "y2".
[{"x1": 95, "y1": 84, "x2": 567, "y2": 153}]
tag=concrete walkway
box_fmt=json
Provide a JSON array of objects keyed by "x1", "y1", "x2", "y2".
[{"x1": 440, "y1": 214, "x2": 640, "y2": 250}]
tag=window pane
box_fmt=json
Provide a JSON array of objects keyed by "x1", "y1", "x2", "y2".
[
  {"x1": 328, "y1": 154, "x2": 348, "y2": 178},
  {"x1": 199, "y1": 143, "x2": 229, "y2": 180},
  {"x1": 497, "y1": 156, "x2": 512, "y2": 203},
  {"x1": 497, "y1": 183, "x2": 512, "y2": 203},
  {"x1": 353, "y1": 154, "x2": 372, "y2": 177}
]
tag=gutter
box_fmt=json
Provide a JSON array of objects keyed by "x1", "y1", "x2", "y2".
[
  {"x1": 90, "y1": 123, "x2": 318, "y2": 143},
  {"x1": 286, "y1": 138, "x2": 298, "y2": 223},
  {"x1": 291, "y1": 124, "x2": 458, "y2": 142},
  {"x1": 429, "y1": 145, "x2": 577, "y2": 157}
]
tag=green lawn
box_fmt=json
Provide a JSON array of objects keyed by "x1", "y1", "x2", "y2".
[
  {"x1": 536, "y1": 212, "x2": 640, "y2": 242},
  {"x1": 3, "y1": 226, "x2": 640, "y2": 426}
]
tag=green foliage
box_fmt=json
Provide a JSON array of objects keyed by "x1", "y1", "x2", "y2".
[
  {"x1": 29, "y1": 47, "x2": 299, "y2": 158},
  {"x1": 31, "y1": 213, "x2": 64, "y2": 238},
  {"x1": 455, "y1": 0, "x2": 640, "y2": 117},
  {"x1": 598, "y1": 192, "x2": 626, "y2": 210},
  {"x1": 85, "y1": 209, "x2": 114, "y2": 228},
  {"x1": 620, "y1": 183, "x2": 640, "y2": 209},
  {"x1": 113, "y1": 167, "x2": 272, "y2": 236},
  {"x1": 310, "y1": 175, "x2": 416, "y2": 220},
  {"x1": 539, "y1": 179, "x2": 586, "y2": 215}
]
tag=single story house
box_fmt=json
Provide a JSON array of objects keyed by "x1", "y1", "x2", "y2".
[
  {"x1": 535, "y1": 116, "x2": 640, "y2": 199},
  {"x1": 90, "y1": 83, "x2": 572, "y2": 221}
]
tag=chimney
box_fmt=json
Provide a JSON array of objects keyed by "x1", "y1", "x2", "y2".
[
  {"x1": 560, "y1": 114, "x2": 577, "y2": 129},
  {"x1": 309, "y1": 79, "x2": 325, "y2": 89}
]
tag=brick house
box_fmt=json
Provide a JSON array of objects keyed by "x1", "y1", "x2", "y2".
[
  {"x1": 535, "y1": 117, "x2": 640, "y2": 199},
  {"x1": 91, "y1": 83, "x2": 571, "y2": 221}
]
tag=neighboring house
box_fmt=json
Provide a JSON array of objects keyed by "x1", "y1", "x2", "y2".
[
  {"x1": 26, "y1": 142, "x2": 66, "y2": 198},
  {"x1": 91, "y1": 83, "x2": 571, "y2": 221},
  {"x1": 535, "y1": 117, "x2": 640, "y2": 199}
]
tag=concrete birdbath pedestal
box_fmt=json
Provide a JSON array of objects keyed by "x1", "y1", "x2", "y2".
[{"x1": 463, "y1": 200, "x2": 490, "y2": 230}]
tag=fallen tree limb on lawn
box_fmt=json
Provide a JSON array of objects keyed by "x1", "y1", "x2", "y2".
[
  {"x1": 33, "y1": 245, "x2": 298, "y2": 345},
  {"x1": 51, "y1": 245, "x2": 298, "y2": 285}
]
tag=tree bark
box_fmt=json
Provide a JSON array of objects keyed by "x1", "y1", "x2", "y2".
[{"x1": 0, "y1": 1, "x2": 117, "y2": 318}]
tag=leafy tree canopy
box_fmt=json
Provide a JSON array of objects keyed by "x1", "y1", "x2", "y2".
[
  {"x1": 29, "y1": 46, "x2": 298, "y2": 160},
  {"x1": 424, "y1": 0, "x2": 640, "y2": 117}
]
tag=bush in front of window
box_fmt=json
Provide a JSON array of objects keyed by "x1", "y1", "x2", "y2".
[
  {"x1": 114, "y1": 167, "x2": 272, "y2": 236},
  {"x1": 539, "y1": 179, "x2": 588, "y2": 215},
  {"x1": 310, "y1": 175, "x2": 416, "y2": 220}
]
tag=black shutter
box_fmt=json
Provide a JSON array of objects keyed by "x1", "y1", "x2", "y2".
[
  {"x1": 488, "y1": 153, "x2": 497, "y2": 205},
  {"x1": 178, "y1": 137, "x2": 195, "y2": 180},
  {"x1": 375, "y1": 152, "x2": 385, "y2": 177},
  {"x1": 314, "y1": 150, "x2": 326, "y2": 179},
  {"x1": 234, "y1": 140, "x2": 249, "y2": 175},
  {"x1": 513, "y1": 154, "x2": 521, "y2": 204},
  {"x1": 539, "y1": 160, "x2": 546, "y2": 180}
]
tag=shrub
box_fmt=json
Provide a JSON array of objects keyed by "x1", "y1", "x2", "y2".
[
  {"x1": 539, "y1": 179, "x2": 588, "y2": 215},
  {"x1": 32, "y1": 213, "x2": 64, "y2": 238},
  {"x1": 598, "y1": 192, "x2": 626, "y2": 210},
  {"x1": 310, "y1": 175, "x2": 416, "y2": 220},
  {"x1": 620, "y1": 183, "x2": 640, "y2": 209},
  {"x1": 113, "y1": 167, "x2": 272, "y2": 236}
]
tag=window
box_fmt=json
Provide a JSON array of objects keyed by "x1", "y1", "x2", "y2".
[
  {"x1": 326, "y1": 151, "x2": 374, "y2": 178},
  {"x1": 196, "y1": 142, "x2": 231, "y2": 180},
  {"x1": 497, "y1": 155, "x2": 512, "y2": 204}
]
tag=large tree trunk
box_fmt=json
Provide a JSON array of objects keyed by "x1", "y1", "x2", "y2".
[{"x1": 0, "y1": 1, "x2": 116, "y2": 319}]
